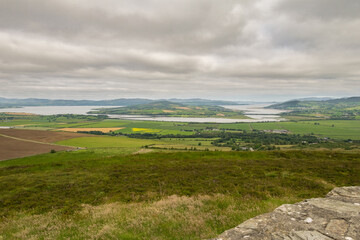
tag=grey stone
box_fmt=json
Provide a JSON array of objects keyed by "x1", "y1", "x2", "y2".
[
  {"x1": 306, "y1": 198, "x2": 360, "y2": 216},
  {"x1": 210, "y1": 186, "x2": 360, "y2": 240},
  {"x1": 325, "y1": 219, "x2": 348, "y2": 236},
  {"x1": 290, "y1": 231, "x2": 332, "y2": 240}
]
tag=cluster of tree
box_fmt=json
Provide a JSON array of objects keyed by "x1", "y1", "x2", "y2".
[
  {"x1": 76, "y1": 131, "x2": 106, "y2": 135},
  {"x1": 0, "y1": 116, "x2": 14, "y2": 121},
  {"x1": 116, "y1": 131, "x2": 224, "y2": 139},
  {"x1": 211, "y1": 131, "x2": 324, "y2": 150},
  {"x1": 281, "y1": 109, "x2": 359, "y2": 120},
  {"x1": 41, "y1": 114, "x2": 107, "y2": 122}
]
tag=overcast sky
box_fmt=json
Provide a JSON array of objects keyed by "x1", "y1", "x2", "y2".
[{"x1": 1, "y1": 0, "x2": 360, "y2": 101}]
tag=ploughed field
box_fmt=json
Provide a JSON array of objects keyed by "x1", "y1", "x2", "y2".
[
  {"x1": 0, "y1": 129, "x2": 88, "y2": 161},
  {"x1": 0, "y1": 136, "x2": 73, "y2": 161},
  {"x1": 0, "y1": 129, "x2": 89, "y2": 143}
]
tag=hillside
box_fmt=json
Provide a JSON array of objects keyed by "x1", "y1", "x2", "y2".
[
  {"x1": 1, "y1": 151, "x2": 360, "y2": 239},
  {"x1": 268, "y1": 97, "x2": 360, "y2": 120},
  {"x1": 270, "y1": 97, "x2": 360, "y2": 110},
  {"x1": 89, "y1": 100, "x2": 247, "y2": 118},
  {"x1": 120, "y1": 100, "x2": 188, "y2": 110}
]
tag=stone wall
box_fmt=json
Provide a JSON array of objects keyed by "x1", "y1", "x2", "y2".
[{"x1": 211, "y1": 186, "x2": 360, "y2": 240}]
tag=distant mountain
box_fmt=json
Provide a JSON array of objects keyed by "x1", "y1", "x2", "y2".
[
  {"x1": 167, "y1": 98, "x2": 239, "y2": 106},
  {"x1": 268, "y1": 100, "x2": 302, "y2": 109},
  {"x1": 0, "y1": 97, "x2": 240, "y2": 108},
  {"x1": 327, "y1": 96, "x2": 360, "y2": 104},
  {"x1": 0, "y1": 98, "x2": 152, "y2": 108},
  {"x1": 235, "y1": 101, "x2": 275, "y2": 105},
  {"x1": 295, "y1": 97, "x2": 334, "y2": 101}
]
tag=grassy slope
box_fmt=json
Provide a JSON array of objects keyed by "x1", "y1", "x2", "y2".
[{"x1": 1, "y1": 150, "x2": 359, "y2": 239}]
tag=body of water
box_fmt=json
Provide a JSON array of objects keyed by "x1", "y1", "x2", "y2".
[
  {"x1": 223, "y1": 104, "x2": 288, "y2": 115},
  {"x1": 0, "y1": 104, "x2": 287, "y2": 123},
  {"x1": 107, "y1": 104, "x2": 287, "y2": 123},
  {"x1": 107, "y1": 115, "x2": 275, "y2": 123},
  {"x1": 223, "y1": 104, "x2": 289, "y2": 121}
]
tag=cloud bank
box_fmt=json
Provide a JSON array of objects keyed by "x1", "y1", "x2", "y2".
[{"x1": 1, "y1": 0, "x2": 359, "y2": 100}]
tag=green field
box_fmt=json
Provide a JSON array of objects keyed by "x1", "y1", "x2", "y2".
[
  {"x1": 150, "y1": 138, "x2": 231, "y2": 151},
  {"x1": 2, "y1": 113, "x2": 360, "y2": 140},
  {"x1": 56, "y1": 135, "x2": 231, "y2": 153},
  {"x1": 57, "y1": 136, "x2": 160, "y2": 148},
  {"x1": 228, "y1": 120, "x2": 360, "y2": 140},
  {"x1": 55, "y1": 136, "x2": 160, "y2": 155},
  {"x1": 1, "y1": 150, "x2": 359, "y2": 239}
]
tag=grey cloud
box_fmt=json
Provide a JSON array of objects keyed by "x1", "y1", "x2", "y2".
[
  {"x1": 275, "y1": 0, "x2": 360, "y2": 20},
  {"x1": 0, "y1": 0, "x2": 359, "y2": 101},
  {"x1": 0, "y1": 0, "x2": 248, "y2": 51}
]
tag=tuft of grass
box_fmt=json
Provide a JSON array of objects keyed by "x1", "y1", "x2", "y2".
[{"x1": 0, "y1": 194, "x2": 295, "y2": 240}]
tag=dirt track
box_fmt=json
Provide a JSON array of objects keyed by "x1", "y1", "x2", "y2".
[{"x1": 0, "y1": 129, "x2": 89, "y2": 143}]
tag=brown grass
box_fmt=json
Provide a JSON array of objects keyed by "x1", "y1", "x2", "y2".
[
  {"x1": 58, "y1": 128, "x2": 124, "y2": 133},
  {"x1": 0, "y1": 194, "x2": 286, "y2": 239},
  {"x1": 3, "y1": 112, "x2": 36, "y2": 116},
  {"x1": 162, "y1": 110, "x2": 175, "y2": 113},
  {"x1": 175, "y1": 107, "x2": 190, "y2": 110},
  {"x1": 133, "y1": 149, "x2": 153, "y2": 154}
]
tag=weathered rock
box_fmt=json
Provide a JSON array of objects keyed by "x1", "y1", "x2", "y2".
[
  {"x1": 211, "y1": 186, "x2": 360, "y2": 240},
  {"x1": 325, "y1": 219, "x2": 348, "y2": 236}
]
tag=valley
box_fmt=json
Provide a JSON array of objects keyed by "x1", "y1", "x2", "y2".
[{"x1": 1, "y1": 96, "x2": 360, "y2": 239}]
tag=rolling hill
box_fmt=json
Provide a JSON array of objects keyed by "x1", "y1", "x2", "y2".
[
  {"x1": 269, "y1": 97, "x2": 360, "y2": 120},
  {"x1": 89, "y1": 100, "x2": 247, "y2": 119}
]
